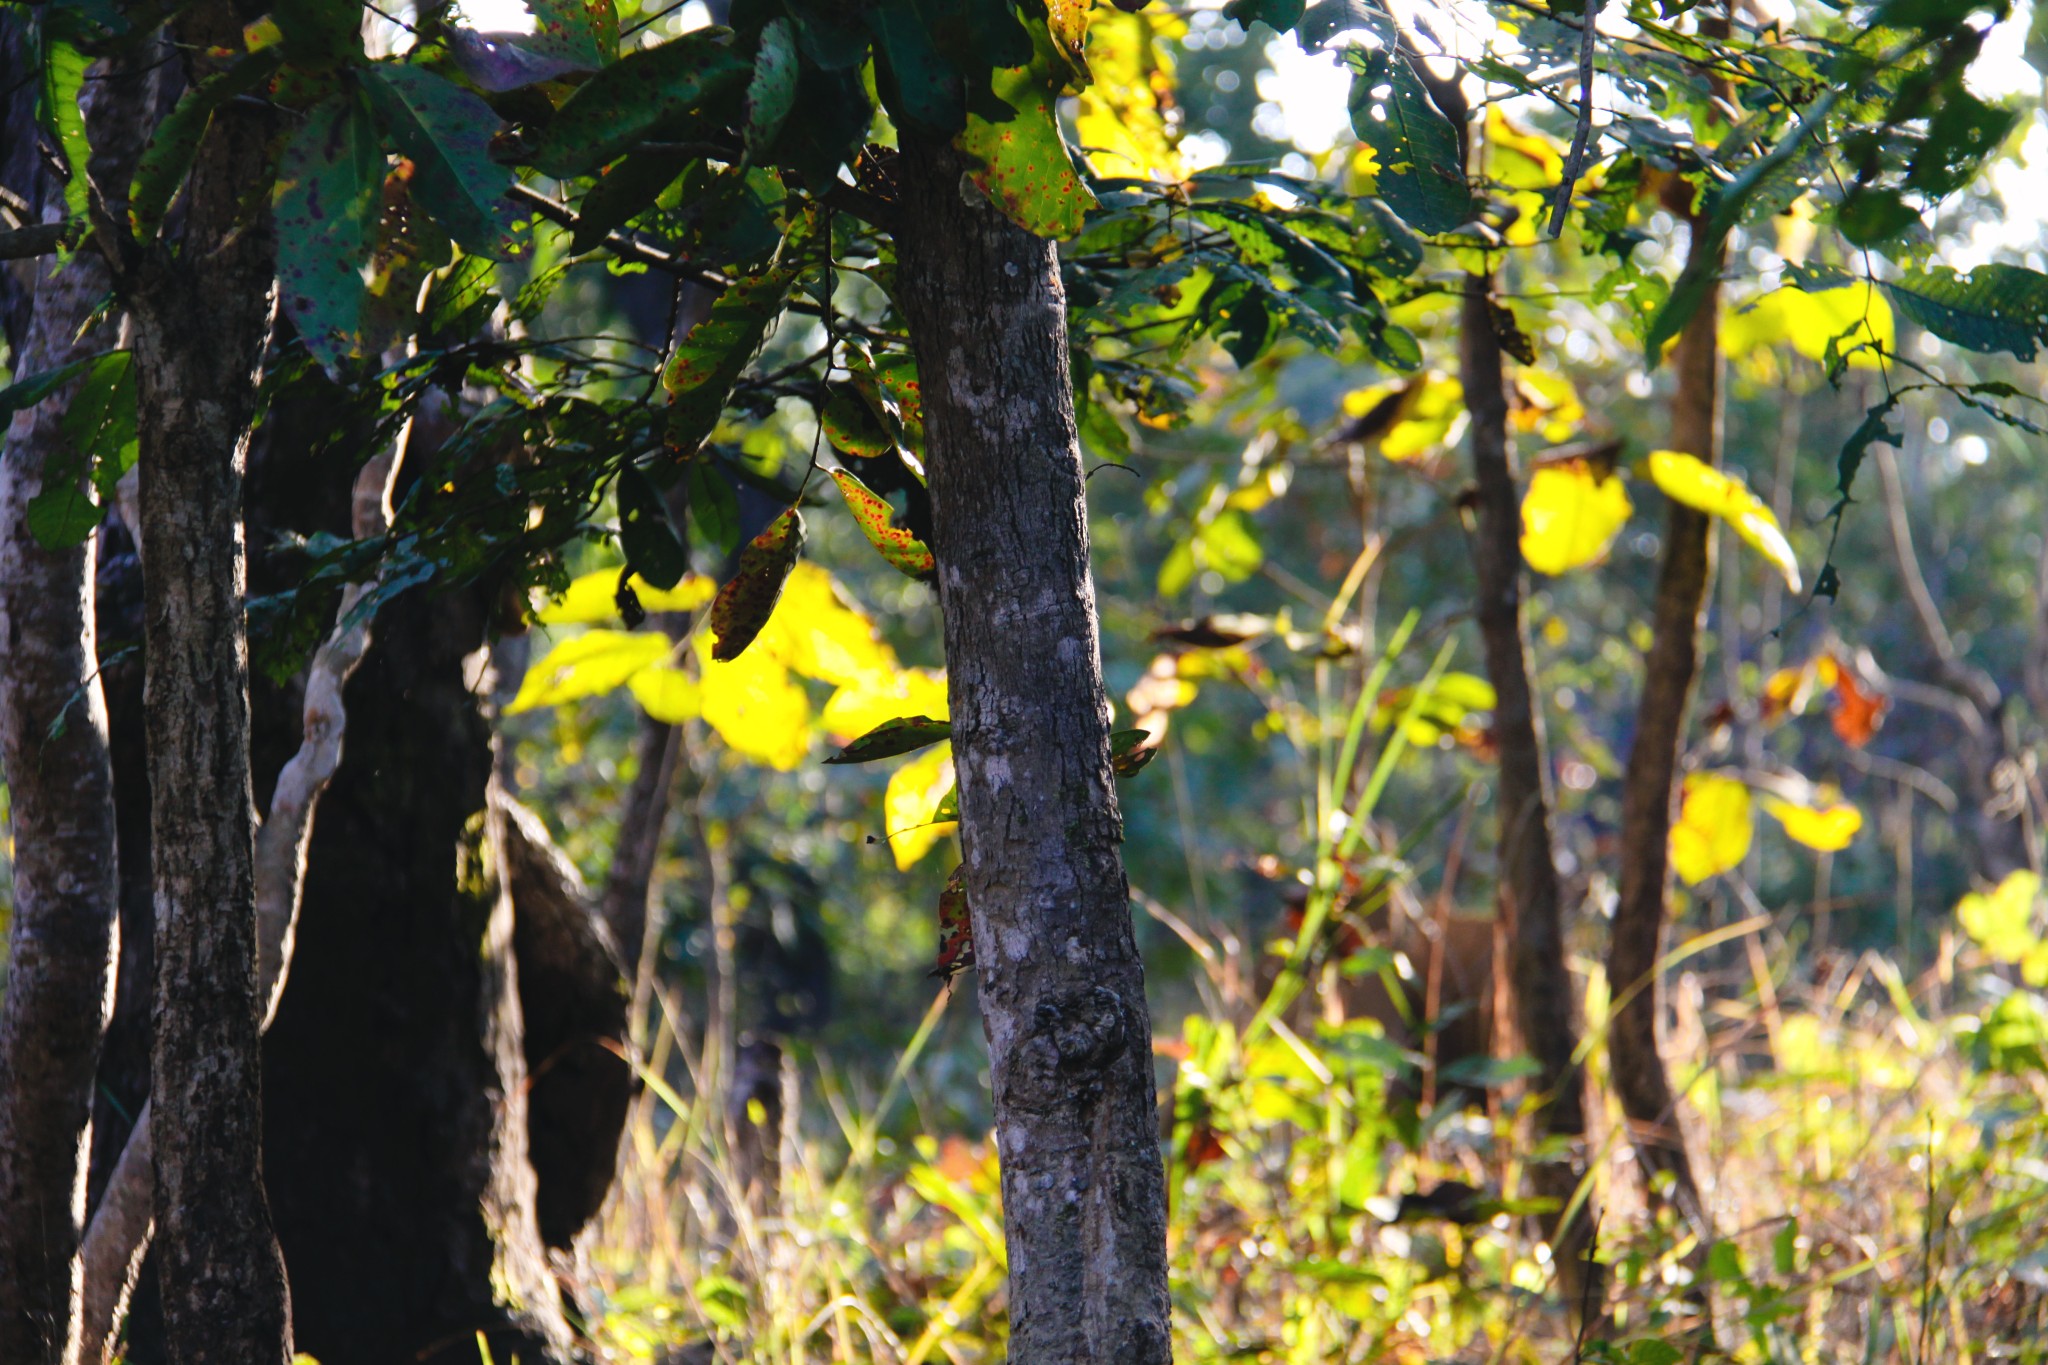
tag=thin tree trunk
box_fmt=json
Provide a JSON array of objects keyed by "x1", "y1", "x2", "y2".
[
  {"x1": 1458, "y1": 276, "x2": 1601, "y2": 1322},
  {"x1": 1608, "y1": 204, "x2": 1719, "y2": 1248},
  {"x1": 125, "y1": 15, "x2": 291, "y2": 1358},
  {"x1": 894, "y1": 135, "x2": 1172, "y2": 1365},
  {"x1": 0, "y1": 172, "x2": 123, "y2": 1365}
]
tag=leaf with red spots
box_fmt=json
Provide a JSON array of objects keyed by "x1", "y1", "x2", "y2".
[
  {"x1": 830, "y1": 467, "x2": 935, "y2": 578},
  {"x1": 530, "y1": 30, "x2": 750, "y2": 178},
  {"x1": 956, "y1": 43, "x2": 1096, "y2": 240},
  {"x1": 821, "y1": 381, "x2": 897, "y2": 460},
  {"x1": 744, "y1": 17, "x2": 799, "y2": 160},
  {"x1": 823, "y1": 715, "x2": 953, "y2": 765},
  {"x1": 363, "y1": 64, "x2": 518, "y2": 258},
  {"x1": 708, "y1": 506, "x2": 804, "y2": 661},
  {"x1": 130, "y1": 50, "x2": 283, "y2": 241},
  {"x1": 929, "y1": 863, "x2": 975, "y2": 983},
  {"x1": 523, "y1": 0, "x2": 614, "y2": 69},
  {"x1": 275, "y1": 89, "x2": 383, "y2": 377},
  {"x1": 664, "y1": 234, "x2": 810, "y2": 457}
]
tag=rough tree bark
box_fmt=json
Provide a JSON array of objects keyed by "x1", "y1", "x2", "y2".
[
  {"x1": 123, "y1": 1, "x2": 294, "y2": 1348},
  {"x1": 894, "y1": 136, "x2": 1173, "y2": 1365},
  {"x1": 0, "y1": 126, "x2": 124, "y2": 1365},
  {"x1": 1458, "y1": 276, "x2": 1601, "y2": 1321},
  {"x1": 1608, "y1": 192, "x2": 1720, "y2": 1247}
]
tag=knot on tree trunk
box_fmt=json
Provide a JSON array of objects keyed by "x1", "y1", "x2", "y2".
[{"x1": 1013, "y1": 986, "x2": 1129, "y2": 1109}]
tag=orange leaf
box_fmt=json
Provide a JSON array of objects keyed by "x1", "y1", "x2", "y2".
[
  {"x1": 929, "y1": 863, "x2": 975, "y2": 983},
  {"x1": 1829, "y1": 655, "x2": 1887, "y2": 748}
]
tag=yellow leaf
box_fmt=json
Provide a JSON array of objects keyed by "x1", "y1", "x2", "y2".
[
  {"x1": 1381, "y1": 372, "x2": 1464, "y2": 462},
  {"x1": 1073, "y1": 10, "x2": 1184, "y2": 180},
  {"x1": 627, "y1": 662, "x2": 700, "y2": 723},
  {"x1": 1646, "y1": 450, "x2": 1801, "y2": 592},
  {"x1": 755, "y1": 561, "x2": 898, "y2": 687},
  {"x1": 885, "y1": 744, "x2": 957, "y2": 870},
  {"x1": 1510, "y1": 368, "x2": 1585, "y2": 445},
  {"x1": 1669, "y1": 772, "x2": 1752, "y2": 885},
  {"x1": 507, "y1": 630, "x2": 671, "y2": 713},
  {"x1": 1957, "y1": 870, "x2": 2042, "y2": 963},
  {"x1": 1520, "y1": 460, "x2": 1633, "y2": 574},
  {"x1": 696, "y1": 636, "x2": 812, "y2": 771},
  {"x1": 1760, "y1": 796, "x2": 1862, "y2": 852},
  {"x1": 1723, "y1": 281, "x2": 1893, "y2": 377},
  {"x1": 536, "y1": 568, "x2": 715, "y2": 624},
  {"x1": 822, "y1": 667, "x2": 950, "y2": 743}
]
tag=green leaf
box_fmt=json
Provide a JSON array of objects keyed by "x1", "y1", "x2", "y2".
[
  {"x1": 821, "y1": 382, "x2": 896, "y2": 459},
  {"x1": 0, "y1": 355, "x2": 101, "y2": 421},
  {"x1": 130, "y1": 51, "x2": 284, "y2": 240},
  {"x1": 1224, "y1": 0, "x2": 1307, "y2": 33},
  {"x1": 1835, "y1": 187, "x2": 1920, "y2": 248},
  {"x1": 685, "y1": 459, "x2": 740, "y2": 556},
  {"x1": 524, "y1": 0, "x2": 615, "y2": 68},
  {"x1": 273, "y1": 0, "x2": 368, "y2": 62},
  {"x1": 530, "y1": 31, "x2": 752, "y2": 178},
  {"x1": 957, "y1": 52, "x2": 1096, "y2": 240},
  {"x1": 363, "y1": 65, "x2": 517, "y2": 257},
  {"x1": 1346, "y1": 46, "x2": 1471, "y2": 236},
  {"x1": 868, "y1": 0, "x2": 965, "y2": 137},
  {"x1": 829, "y1": 467, "x2": 934, "y2": 577},
  {"x1": 664, "y1": 234, "x2": 810, "y2": 455},
  {"x1": 275, "y1": 90, "x2": 383, "y2": 376},
  {"x1": 1833, "y1": 395, "x2": 1900, "y2": 511},
  {"x1": 39, "y1": 38, "x2": 90, "y2": 222},
  {"x1": 823, "y1": 715, "x2": 954, "y2": 765},
  {"x1": 1110, "y1": 727, "x2": 1160, "y2": 777},
  {"x1": 1882, "y1": 264, "x2": 2048, "y2": 362},
  {"x1": 745, "y1": 18, "x2": 801, "y2": 159},
  {"x1": 708, "y1": 506, "x2": 804, "y2": 661},
  {"x1": 26, "y1": 351, "x2": 135, "y2": 549},
  {"x1": 616, "y1": 461, "x2": 690, "y2": 589},
  {"x1": 571, "y1": 146, "x2": 693, "y2": 253}
]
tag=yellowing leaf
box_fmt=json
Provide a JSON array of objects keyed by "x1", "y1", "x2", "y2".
[
  {"x1": 1521, "y1": 460, "x2": 1632, "y2": 575},
  {"x1": 537, "y1": 567, "x2": 715, "y2": 624},
  {"x1": 1761, "y1": 796, "x2": 1863, "y2": 852},
  {"x1": 507, "y1": 630, "x2": 672, "y2": 713},
  {"x1": 1381, "y1": 371, "x2": 1464, "y2": 462},
  {"x1": 885, "y1": 743, "x2": 957, "y2": 870},
  {"x1": 1073, "y1": 10, "x2": 1183, "y2": 180},
  {"x1": 1723, "y1": 280, "x2": 1893, "y2": 377},
  {"x1": 1510, "y1": 368, "x2": 1585, "y2": 445},
  {"x1": 709, "y1": 506, "x2": 804, "y2": 662},
  {"x1": 762, "y1": 561, "x2": 898, "y2": 687},
  {"x1": 627, "y1": 662, "x2": 700, "y2": 723},
  {"x1": 1646, "y1": 450, "x2": 1801, "y2": 592},
  {"x1": 1670, "y1": 772, "x2": 1753, "y2": 885},
  {"x1": 823, "y1": 666, "x2": 949, "y2": 742},
  {"x1": 696, "y1": 634, "x2": 811, "y2": 770},
  {"x1": 830, "y1": 467, "x2": 935, "y2": 577},
  {"x1": 1957, "y1": 870, "x2": 2042, "y2": 964}
]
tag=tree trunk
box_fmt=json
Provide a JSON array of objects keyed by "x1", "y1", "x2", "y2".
[
  {"x1": 894, "y1": 135, "x2": 1172, "y2": 1365},
  {"x1": 1608, "y1": 203, "x2": 1719, "y2": 1247},
  {"x1": 0, "y1": 157, "x2": 124, "y2": 1365},
  {"x1": 1458, "y1": 276, "x2": 1601, "y2": 1321}
]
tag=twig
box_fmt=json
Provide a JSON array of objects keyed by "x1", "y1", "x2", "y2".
[
  {"x1": 1546, "y1": 0, "x2": 1603, "y2": 238},
  {"x1": 0, "y1": 219, "x2": 74, "y2": 260}
]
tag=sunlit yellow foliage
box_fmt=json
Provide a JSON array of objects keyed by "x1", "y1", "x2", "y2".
[
  {"x1": 1723, "y1": 280, "x2": 1894, "y2": 382},
  {"x1": 1075, "y1": 10, "x2": 1184, "y2": 180},
  {"x1": 823, "y1": 667, "x2": 950, "y2": 743},
  {"x1": 1510, "y1": 367, "x2": 1585, "y2": 444},
  {"x1": 884, "y1": 743, "x2": 957, "y2": 870},
  {"x1": 1485, "y1": 110, "x2": 1563, "y2": 245},
  {"x1": 626, "y1": 663, "x2": 699, "y2": 723},
  {"x1": 1670, "y1": 771, "x2": 1753, "y2": 885},
  {"x1": 1761, "y1": 795, "x2": 1863, "y2": 852},
  {"x1": 535, "y1": 569, "x2": 715, "y2": 624},
  {"x1": 508, "y1": 630, "x2": 673, "y2": 712},
  {"x1": 1646, "y1": 449, "x2": 1801, "y2": 591},
  {"x1": 1339, "y1": 371, "x2": 1466, "y2": 462},
  {"x1": 1958, "y1": 871, "x2": 2048, "y2": 984},
  {"x1": 755, "y1": 562, "x2": 896, "y2": 687},
  {"x1": 1520, "y1": 460, "x2": 1632, "y2": 574},
  {"x1": 696, "y1": 634, "x2": 812, "y2": 770}
]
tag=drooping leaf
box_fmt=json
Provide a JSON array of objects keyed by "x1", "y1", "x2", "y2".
[
  {"x1": 709, "y1": 507, "x2": 804, "y2": 661},
  {"x1": 1761, "y1": 797, "x2": 1862, "y2": 853},
  {"x1": 363, "y1": 65, "x2": 517, "y2": 256},
  {"x1": 930, "y1": 862, "x2": 975, "y2": 982},
  {"x1": 823, "y1": 715, "x2": 954, "y2": 765},
  {"x1": 829, "y1": 467, "x2": 935, "y2": 578},
  {"x1": 1223, "y1": 0, "x2": 1307, "y2": 33},
  {"x1": 570, "y1": 146, "x2": 693, "y2": 253},
  {"x1": 130, "y1": 50, "x2": 284, "y2": 239},
  {"x1": 507, "y1": 629, "x2": 672, "y2": 711},
  {"x1": 1828, "y1": 657, "x2": 1887, "y2": 748},
  {"x1": 530, "y1": 31, "x2": 752, "y2": 178},
  {"x1": 1521, "y1": 459, "x2": 1632, "y2": 575},
  {"x1": 1646, "y1": 450, "x2": 1800, "y2": 592},
  {"x1": 868, "y1": 0, "x2": 964, "y2": 136},
  {"x1": 665, "y1": 238, "x2": 810, "y2": 455},
  {"x1": 821, "y1": 382, "x2": 897, "y2": 459},
  {"x1": 744, "y1": 17, "x2": 802, "y2": 158},
  {"x1": 1111, "y1": 726, "x2": 1161, "y2": 777},
  {"x1": 1882, "y1": 264, "x2": 2048, "y2": 362},
  {"x1": 957, "y1": 51, "x2": 1097, "y2": 239},
  {"x1": 615, "y1": 460, "x2": 690, "y2": 589},
  {"x1": 1345, "y1": 45, "x2": 1471, "y2": 235},
  {"x1": 38, "y1": 38, "x2": 90, "y2": 221},
  {"x1": 1833, "y1": 396, "x2": 1900, "y2": 511},
  {"x1": 275, "y1": 89, "x2": 383, "y2": 376},
  {"x1": 1669, "y1": 772, "x2": 1752, "y2": 886},
  {"x1": 0, "y1": 355, "x2": 102, "y2": 420}
]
